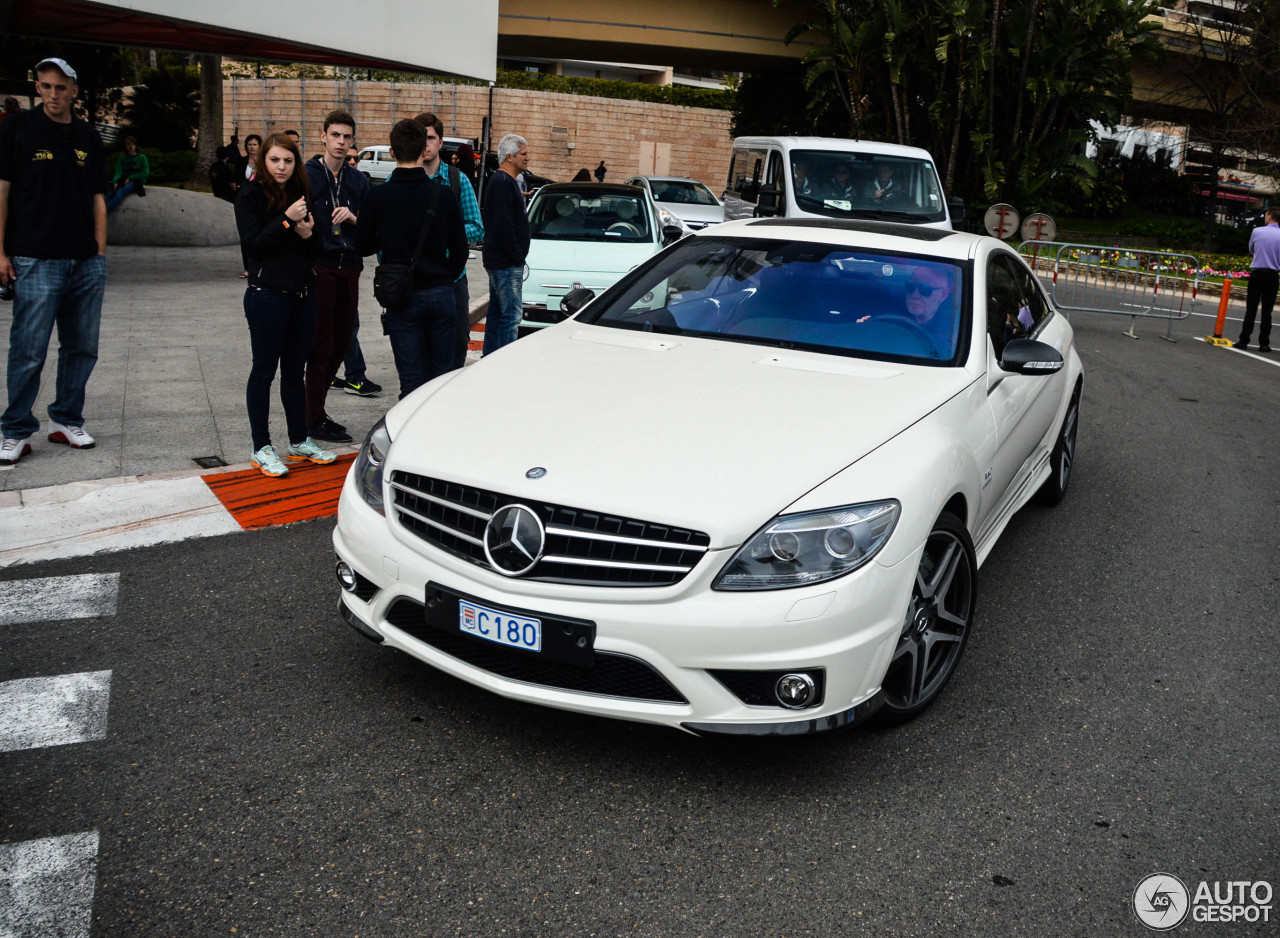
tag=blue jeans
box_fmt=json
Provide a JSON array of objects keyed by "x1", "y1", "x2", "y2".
[
  {"x1": 104, "y1": 181, "x2": 137, "y2": 213},
  {"x1": 386, "y1": 284, "x2": 456, "y2": 399},
  {"x1": 2, "y1": 254, "x2": 107, "y2": 440},
  {"x1": 244, "y1": 286, "x2": 317, "y2": 451},
  {"x1": 453, "y1": 273, "x2": 470, "y2": 369},
  {"x1": 484, "y1": 266, "x2": 523, "y2": 356}
]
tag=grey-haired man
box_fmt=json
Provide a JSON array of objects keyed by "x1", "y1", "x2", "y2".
[{"x1": 480, "y1": 133, "x2": 530, "y2": 355}]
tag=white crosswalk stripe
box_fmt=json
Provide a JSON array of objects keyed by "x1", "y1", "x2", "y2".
[
  {"x1": 0, "y1": 573, "x2": 120, "y2": 625},
  {"x1": 1, "y1": 574, "x2": 118, "y2": 933},
  {"x1": 0, "y1": 831, "x2": 100, "y2": 938},
  {"x1": 0, "y1": 671, "x2": 112, "y2": 754}
]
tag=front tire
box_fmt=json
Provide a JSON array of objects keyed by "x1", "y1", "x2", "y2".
[
  {"x1": 877, "y1": 511, "x2": 976, "y2": 723},
  {"x1": 1035, "y1": 380, "x2": 1080, "y2": 506}
]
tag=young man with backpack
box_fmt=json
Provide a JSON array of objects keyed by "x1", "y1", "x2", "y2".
[{"x1": 414, "y1": 112, "x2": 484, "y2": 369}]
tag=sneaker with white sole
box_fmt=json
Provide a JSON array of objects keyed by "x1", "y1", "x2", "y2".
[
  {"x1": 251, "y1": 444, "x2": 289, "y2": 477},
  {"x1": 48, "y1": 420, "x2": 96, "y2": 449},
  {"x1": 286, "y1": 437, "x2": 337, "y2": 464},
  {"x1": 0, "y1": 437, "x2": 32, "y2": 464}
]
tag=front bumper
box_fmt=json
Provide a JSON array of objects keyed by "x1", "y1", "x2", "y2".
[{"x1": 332, "y1": 476, "x2": 912, "y2": 735}]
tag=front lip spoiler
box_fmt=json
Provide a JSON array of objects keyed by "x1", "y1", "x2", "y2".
[
  {"x1": 338, "y1": 597, "x2": 384, "y2": 643},
  {"x1": 681, "y1": 697, "x2": 881, "y2": 737}
]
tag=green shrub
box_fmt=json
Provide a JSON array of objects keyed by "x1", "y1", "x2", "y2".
[{"x1": 495, "y1": 70, "x2": 733, "y2": 110}]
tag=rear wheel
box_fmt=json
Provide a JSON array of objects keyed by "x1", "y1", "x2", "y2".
[
  {"x1": 877, "y1": 511, "x2": 976, "y2": 723},
  {"x1": 1035, "y1": 381, "x2": 1080, "y2": 506}
]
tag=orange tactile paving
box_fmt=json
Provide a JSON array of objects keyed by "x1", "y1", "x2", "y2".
[{"x1": 203, "y1": 455, "x2": 356, "y2": 530}]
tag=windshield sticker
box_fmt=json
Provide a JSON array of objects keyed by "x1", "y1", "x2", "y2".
[
  {"x1": 824, "y1": 200, "x2": 852, "y2": 211},
  {"x1": 882, "y1": 265, "x2": 894, "y2": 276}
]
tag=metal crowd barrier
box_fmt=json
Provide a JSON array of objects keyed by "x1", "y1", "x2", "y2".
[{"x1": 1017, "y1": 242, "x2": 1203, "y2": 341}]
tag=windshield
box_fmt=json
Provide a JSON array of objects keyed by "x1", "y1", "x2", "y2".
[
  {"x1": 530, "y1": 190, "x2": 652, "y2": 243},
  {"x1": 650, "y1": 180, "x2": 719, "y2": 206},
  {"x1": 578, "y1": 237, "x2": 966, "y2": 365},
  {"x1": 789, "y1": 150, "x2": 946, "y2": 223}
]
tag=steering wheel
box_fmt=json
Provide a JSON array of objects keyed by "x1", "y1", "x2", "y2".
[
  {"x1": 880, "y1": 189, "x2": 911, "y2": 205},
  {"x1": 607, "y1": 222, "x2": 642, "y2": 237},
  {"x1": 867, "y1": 315, "x2": 937, "y2": 355}
]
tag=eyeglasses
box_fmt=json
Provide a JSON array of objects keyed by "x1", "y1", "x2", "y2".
[{"x1": 906, "y1": 282, "x2": 940, "y2": 298}]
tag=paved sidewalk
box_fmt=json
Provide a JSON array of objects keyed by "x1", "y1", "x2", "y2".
[{"x1": 0, "y1": 244, "x2": 489, "y2": 494}]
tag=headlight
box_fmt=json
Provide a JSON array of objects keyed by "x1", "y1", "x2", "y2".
[
  {"x1": 713, "y1": 501, "x2": 900, "y2": 591},
  {"x1": 522, "y1": 263, "x2": 530, "y2": 282},
  {"x1": 659, "y1": 208, "x2": 683, "y2": 229},
  {"x1": 354, "y1": 418, "x2": 392, "y2": 514}
]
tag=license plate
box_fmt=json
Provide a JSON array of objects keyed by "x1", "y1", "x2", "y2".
[{"x1": 458, "y1": 599, "x2": 541, "y2": 653}]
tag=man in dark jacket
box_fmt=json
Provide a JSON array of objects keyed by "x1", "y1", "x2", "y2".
[
  {"x1": 481, "y1": 133, "x2": 531, "y2": 355},
  {"x1": 303, "y1": 109, "x2": 369, "y2": 442},
  {"x1": 355, "y1": 119, "x2": 467, "y2": 399}
]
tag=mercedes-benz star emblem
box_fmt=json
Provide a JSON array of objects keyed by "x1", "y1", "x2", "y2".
[
  {"x1": 526, "y1": 467, "x2": 547, "y2": 479},
  {"x1": 483, "y1": 504, "x2": 546, "y2": 576}
]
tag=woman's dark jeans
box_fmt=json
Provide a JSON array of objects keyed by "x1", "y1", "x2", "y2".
[{"x1": 244, "y1": 286, "x2": 317, "y2": 451}]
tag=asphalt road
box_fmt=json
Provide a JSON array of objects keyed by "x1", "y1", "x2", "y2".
[{"x1": 3, "y1": 309, "x2": 1278, "y2": 937}]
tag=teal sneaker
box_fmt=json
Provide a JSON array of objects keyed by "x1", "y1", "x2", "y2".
[
  {"x1": 251, "y1": 444, "x2": 288, "y2": 477},
  {"x1": 286, "y1": 437, "x2": 337, "y2": 465}
]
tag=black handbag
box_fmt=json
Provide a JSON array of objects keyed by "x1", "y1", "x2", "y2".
[{"x1": 372, "y1": 181, "x2": 441, "y2": 309}]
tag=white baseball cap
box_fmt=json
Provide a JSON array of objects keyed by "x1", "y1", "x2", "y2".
[{"x1": 34, "y1": 58, "x2": 77, "y2": 81}]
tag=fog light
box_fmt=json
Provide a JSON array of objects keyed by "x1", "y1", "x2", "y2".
[
  {"x1": 336, "y1": 561, "x2": 358, "y2": 592},
  {"x1": 775, "y1": 672, "x2": 816, "y2": 709}
]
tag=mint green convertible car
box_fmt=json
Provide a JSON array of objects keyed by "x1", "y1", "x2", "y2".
[{"x1": 519, "y1": 183, "x2": 683, "y2": 334}]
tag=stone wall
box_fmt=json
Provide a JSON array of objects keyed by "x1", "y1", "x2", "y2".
[{"x1": 222, "y1": 79, "x2": 734, "y2": 190}]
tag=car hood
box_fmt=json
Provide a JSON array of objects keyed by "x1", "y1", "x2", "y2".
[
  {"x1": 657, "y1": 201, "x2": 724, "y2": 225},
  {"x1": 389, "y1": 325, "x2": 974, "y2": 545},
  {"x1": 526, "y1": 239, "x2": 658, "y2": 277}
]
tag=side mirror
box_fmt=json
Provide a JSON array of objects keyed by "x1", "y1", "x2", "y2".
[
  {"x1": 756, "y1": 185, "x2": 781, "y2": 217},
  {"x1": 559, "y1": 287, "x2": 596, "y2": 315},
  {"x1": 947, "y1": 195, "x2": 965, "y2": 228},
  {"x1": 1000, "y1": 338, "x2": 1064, "y2": 374},
  {"x1": 662, "y1": 224, "x2": 684, "y2": 245}
]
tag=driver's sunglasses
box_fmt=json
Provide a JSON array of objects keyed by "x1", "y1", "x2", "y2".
[{"x1": 905, "y1": 282, "x2": 939, "y2": 298}]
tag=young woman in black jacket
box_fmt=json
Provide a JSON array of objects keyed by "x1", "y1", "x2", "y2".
[{"x1": 234, "y1": 133, "x2": 335, "y2": 477}]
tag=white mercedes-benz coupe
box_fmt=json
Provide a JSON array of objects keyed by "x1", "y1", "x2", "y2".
[{"x1": 333, "y1": 219, "x2": 1082, "y2": 736}]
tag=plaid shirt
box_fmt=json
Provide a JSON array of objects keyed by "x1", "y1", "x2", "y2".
[{"x1": 428, "y1": 162, "x2": 484, "y2": 243}]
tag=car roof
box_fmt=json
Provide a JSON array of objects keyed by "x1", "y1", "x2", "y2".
[
  {"x1": 535, "y1": 183, "x2": 645, "y2": 196},
  {"x1": 629, "y1": 176, "x2": 707, "y2": 185},
  {"x1": 698, "y1": 217, "x2": 993, "y2": 261},
  {"x1": 733, "y1": 136, "x2": 937, "y2": 161}
]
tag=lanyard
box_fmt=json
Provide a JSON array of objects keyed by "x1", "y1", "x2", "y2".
[{"x1": 326, "y1": 163, "x2": 343, "y2": 209}]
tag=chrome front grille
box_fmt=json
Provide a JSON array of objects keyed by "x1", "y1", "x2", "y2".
[{"x1": 390, "y1": 471, "x2": 711, "y2": 587}]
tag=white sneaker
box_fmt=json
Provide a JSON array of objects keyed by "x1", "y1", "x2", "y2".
[
  {"x1": 286, "y1": 437, "x2": 337, "y2": 465},
  {"x1": 48, "y1": 420, "x2": 96, "y2": 449},
  {"x1": 0, "y1": 437, "x2": 32, "y2": 464},
  {"x1": 251, "y1": 444, "x2": 289, "y2": 478}
]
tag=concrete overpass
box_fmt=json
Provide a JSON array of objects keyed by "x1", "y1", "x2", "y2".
[{"x1": 498, "y1": 0, "x2": 821, "y2": 71}]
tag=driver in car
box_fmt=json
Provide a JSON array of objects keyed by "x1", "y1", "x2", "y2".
[
  {"x1": 868, "y1": 163, "x2": 898, "y2": 200},
  {"x1": 900, "y1": 265, "x2": 955, "y2": 357}
]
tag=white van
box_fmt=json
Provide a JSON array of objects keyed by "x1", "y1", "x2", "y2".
[{"x1": 723, "y1": 136, "x2": 956, "y2": 230}]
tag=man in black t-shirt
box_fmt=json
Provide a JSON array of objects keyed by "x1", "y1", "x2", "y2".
[{"x1": 0, "y1": 58, "x2": 108, "y2": 464}]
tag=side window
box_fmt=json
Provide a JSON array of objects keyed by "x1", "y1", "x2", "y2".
[
  {"x1": 358, "y1": 150, "x2": 373, "y2": 163},
  {"x1": 986, "y1": 256, "x2": 1021, "y2": 356},
  {"x1": 1010, "y1": 259, "x2": 1049, "y2": 331},
  {"x1": 728, "y1": 147, "x2": 766, "y2": 204}
]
